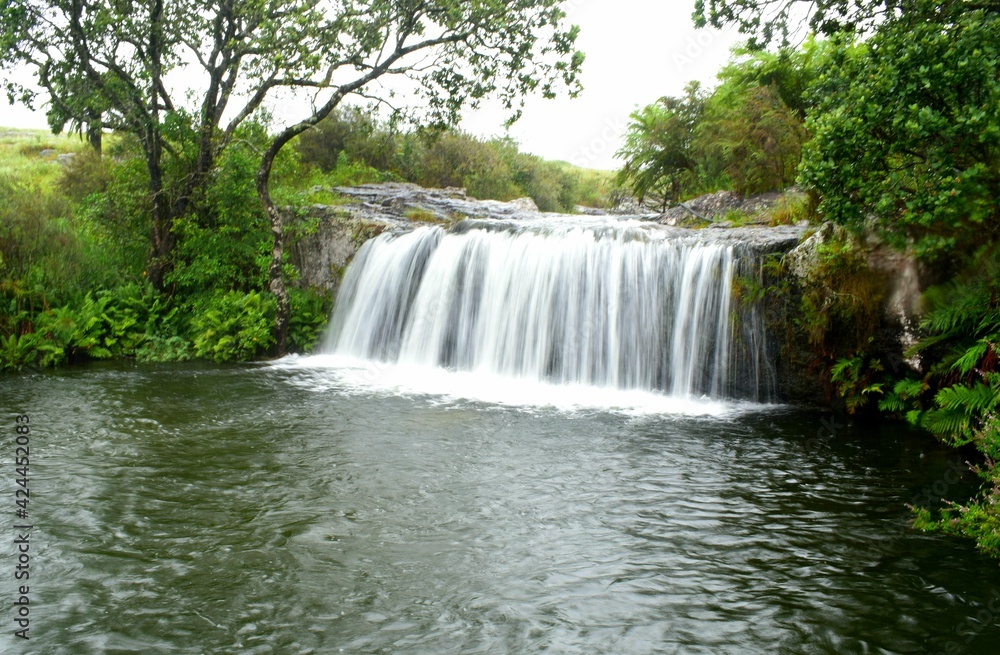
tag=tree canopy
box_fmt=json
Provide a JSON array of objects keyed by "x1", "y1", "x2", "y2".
[
  {"x1": 693, "y1": 0, "x2": 1000, "y2": 49},
  {"x1": 615, "y1": 84, "x2": 705, "y2": 211},
  {"x1": 799, "y1": 6, "x2": 1000, "y2": 261}
]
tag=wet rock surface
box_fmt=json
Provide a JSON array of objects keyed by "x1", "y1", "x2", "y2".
[{"x1": 331, "y1": 182, "x2": 539, "y2": 223}]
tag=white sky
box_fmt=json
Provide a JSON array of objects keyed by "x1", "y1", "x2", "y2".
[{"x1": 0, "y1": 1, "x2": 744, "y2": 171}]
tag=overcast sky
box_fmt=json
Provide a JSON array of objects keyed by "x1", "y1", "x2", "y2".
[{"x1": 0, "y1": 1, "x2": 743, "y2": 171}]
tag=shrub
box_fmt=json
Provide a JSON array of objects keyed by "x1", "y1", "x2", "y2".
[
  {"x1": 287, "y1": 287, "x2": 332, "y2": 354},
  {"x1": 190, "y1": 291, "x2": 276, "y2": 362}
]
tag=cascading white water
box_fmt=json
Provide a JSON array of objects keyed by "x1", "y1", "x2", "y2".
[{"x1": 322, "y1": 218, "x2": 774, "y2": 401}]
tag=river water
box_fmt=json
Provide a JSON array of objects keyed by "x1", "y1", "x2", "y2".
[{"x1": 2, "y1": 361, "x2": 999, "y2": 654}]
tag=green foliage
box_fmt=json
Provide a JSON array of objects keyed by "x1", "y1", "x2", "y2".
[
  {"x1": 617, "y1": 43, "x2": 822, "y2": 205},
  {"x1": 874, "y1": 248, "x2": 1000, "y2": 556},
  {"x1": 714, "y1": 37, "x2": 836, "y2": 119},
  {"x1": 74, "y1": 156, "x2": 153, "y2": 281},
  {"x1": 916, "y1": 499, "x2": 1000, "y2": 559},
  {"x1": 694, "y1": 0, "x2": 908, "y2": 49},
  {"x1": 794, "y1": 230, "x2": 884, "y2": 355},
  {"x1": 57, "y1": 148, "x2": 111, "y2": 201},
  {"x1": 168, "y1": 150, "x2": 272, "y2": 294},
  {"x1": 767, "y1": 193, "x2": 812, "y2": 226},
  {"x1": 0, "y1": 125, "x2": 319, "y2": 370},
  {"x1": 830, "y1": 355, "x2": 885, "y2": 414},
  {"x1": 297, "y1": 107, "x2": 399, "y2": 173},
  {"x1": 190, "y1": 291, "x2": 276, "y2": 363},
  {"x1": 878, "y1": 377, "x2": 930, "y2": 415},
  {"x1": 0, "y1": 284, "x2": 187, "y2": 370},
  {"x1": 799, "y1": 6, "x2": 1000, "y2": 262},
  {"x1": 287, "y1": 287, "x2": 332, "y2": 354},
  {"x1": 616, "y1": 83, "x2": 704, "y2": 211},
  {"x1": 695, "y1": 84, "x2": 805, "y2": 195}
]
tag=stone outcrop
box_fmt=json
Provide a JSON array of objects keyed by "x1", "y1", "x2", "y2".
[
  {"x1": 289, "y1": 183, "x2": 543, "y2": 297},
  {"x1": 777, "y1": 222, "x2": 926, "y2": 405},
  {"x1": 332, "y1": 182, "x2": 538, "y2": 222},
  {"x1": 658, "y1": 189, "x2": 804, "y2": 227}
]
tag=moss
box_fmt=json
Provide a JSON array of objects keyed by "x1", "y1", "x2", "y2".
[
  {"x1": 775, "y1": 227, "x2": 890, "y2": 407},
  {"x1": 404, "y1": 207, "x2": 445, "y2": 223},
  {"x1": 767, "y1": 193, "x2": 813, "y2": 226},
  {"x1": 350, "y1": 220, "x2": 386, "y2": 249}
]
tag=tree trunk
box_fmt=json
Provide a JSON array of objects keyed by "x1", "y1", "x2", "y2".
[
  {"x1": 146, "y1": 172, "x2": 174, "y2": 291},
  {"x1": 86, "y1": 112, "x2": 102, "y2": 155},
  {"x1": 257, "y1": 91, "x2": 349, "y2": 356},
  {"x1": 146, "y1": 0, "x2": 171, "y2": 291},
  {"x1": 257, "y1": 146, "x2": 291, "y2": 356}
]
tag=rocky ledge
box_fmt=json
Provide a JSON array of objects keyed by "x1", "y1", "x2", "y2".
[
  {"x1": 290, "y1": 183, "x2": 812, "y2": 295},
  {"x1": 658, "y1": 189, "x2": 806, "y2": 227},
  {"x1": 333, "y1": 182, "x2": 538, "y2": 223}
]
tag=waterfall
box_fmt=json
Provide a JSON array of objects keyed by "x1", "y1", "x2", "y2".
[{"x1": 322, "y1": 218, "x2": 776, "y2": 402}]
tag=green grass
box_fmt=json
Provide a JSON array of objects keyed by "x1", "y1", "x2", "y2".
[
  {"x1": 552, "y1": 161, "x2": 617, "y2": 209},
  {"x1": 0, "y1": 128, "x2": 94, "y2": 192}
]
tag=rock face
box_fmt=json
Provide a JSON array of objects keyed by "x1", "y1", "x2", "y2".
[
  {"x1": 289, "y1": 183, "x2": 544, "y2": 296},
  {"x1": 288, "y1": 206, "x2": 381, "y2": 293},
  {"x1": 777, "y1": 221, "x2": 926, "y2": 405},
  {"x1": 333, "y1": 182, "x2": 539, "y2": 222},
  {"x1": 658, "y1": 189, "x2": 803, "y2": 227}
]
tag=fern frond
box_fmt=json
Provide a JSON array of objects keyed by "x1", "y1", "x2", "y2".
[
  {"x1": 936, "y1": 382, "x2": 998, "y2": 416},
  {"x1": 895, "y1": 377, "x2": 928, "y2": 399},
  {"x1": 921, "y1": 407, "x2": 973, "y2": 444},
  {"x1": 953, "y1": 341, "x2": 990, "y2": 376}
]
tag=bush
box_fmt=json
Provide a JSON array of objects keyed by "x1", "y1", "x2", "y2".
[
  {"x1": 167, "y1": 140, "x2": 272, "y2": 295},
  {"x1": 74, "y1": 156, "x2": 152, "y2": 282},
  {"x1": 190, "y1": 291, "x2": 276, "y2": 362},
  {"x1": 695, "y1": 85, "x2": 805, "y2": 195},
  {"x1": 287, "y1": 287, "x2": 332, "y2": 354},
  {"x1": 297, "y1": 107, "x2": 398, "y2": 172},
  {"x1": 58, "y1": 148, "x2": 111, "y2": 201}
]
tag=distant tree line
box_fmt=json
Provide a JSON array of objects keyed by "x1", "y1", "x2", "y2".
[
  {"x1": 295, "y1": 107, "x2": 613, "y2": 212},
  {"x1": 615, "y1": 39, "x2": 827, "y2": 210}
]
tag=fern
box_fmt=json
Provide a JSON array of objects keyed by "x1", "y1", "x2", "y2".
[
  {"x1": 952, "y1": 340, "x2": 991, "y2": 375},
  {"x1": 830, "y1": 355, "x2": 884, "y2": 414}
]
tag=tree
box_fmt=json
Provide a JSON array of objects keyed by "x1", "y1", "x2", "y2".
[
  {"x1": 713, "y1": 36, "x2": 839, "y2": 119},
  {"x1": 798, "y1": 6, "x2": 1000, "y2": 262},
  {"x1": 615, "y1": 83, "x2": 704, "y2": 211},
  {"x1": 694, "y1": 0, "x2": 918, "y2": 48},
  {"x1": 1, "y1": 1, "x2": 349, "y2": 288},
  {"x1": 695, "y1": 84, "x2": 805, "y2": 195}
]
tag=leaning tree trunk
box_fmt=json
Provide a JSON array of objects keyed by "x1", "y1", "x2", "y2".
[
  {"x1": 257, "y1": 90, "x2": 350, "y2": 355},
  {"x1": 257, "y1": 141, "x2": 293, "y2": 356}
]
